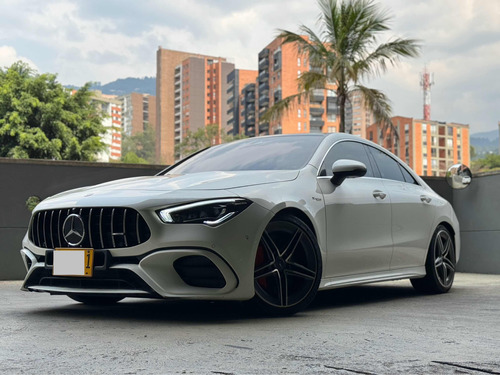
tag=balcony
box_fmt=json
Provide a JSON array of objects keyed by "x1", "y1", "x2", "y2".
[
  {"x1": 310, "y1": 90, "x2": 324, "y2": 103},
  {"x1": 327, "y1": 97, "x2": 338, "y2": 113},
  {"x1": 259, "y1": 122, "x2": 269, "y2": 133},
  {"x1": 310, "y1": 107, "x2": 324, "y2": 116},
  {"x1": 310, "y1": 66, "x2": 323, "y2": 74},
  {"x1": 258, "y1": 71, "x2": 269, "y2": 83},
  {"x1": 273, "y1": 90, "x2": 282, "y2": 103},
  {"x1": 258, "y1": 82, "x2": 269, "y2": 94},
  {"x1": 310, "y1": 118, "x2": 324, "y2": 128},
  {"x1": 245, "y1": 126, "x2": 256, "y2": 137},
  {"x1": 259, "y1": 95, "x2": 269, "y2": 107}
]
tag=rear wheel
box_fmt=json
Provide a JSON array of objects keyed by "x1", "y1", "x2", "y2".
[
  {"x1": 411, "y1": 225, "x2": 456, "y2": 293},
  {"x1": 252, "y1": 214, "x2": 322, "y2": 315},
  {"x1": 68, "y1": 295, "x2": 124, "y2": 305}
]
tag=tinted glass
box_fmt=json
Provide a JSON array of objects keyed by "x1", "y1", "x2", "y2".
[
  {"x1": 399, "y1": 164, "x2": 418, "y2": 184},
  {"x1": 168, "y1": 135, "x2": 325, "y2": 174},
  {"x1": 320, "y1": 141, "x2": 373, "y2": 177},
  {"x1": 368, "y1": 147, "x2": 405, "y2": 182}
]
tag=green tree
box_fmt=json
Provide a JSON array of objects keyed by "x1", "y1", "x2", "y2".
[
  {"x1": 0, "y1": 61, "x2": 106, "y2": 160},
  {"x1": 175, "y1": 124, "x2": 247, "y2": 158},
  {"x1": 121, "y1": 151, "x2": 148, "y2": 164},
  {"x1": 121, "y1": 123, "x2": 156, "y2": 164},
  {"x1": 263, "y1": 0, "x2": 420, "y2": 134},
  {"x1": 472, "y1": 153, "x2": 500, "y2": 173},
  {"x1": 470, "y1": 145, "x2": 477, "y2": 160}
]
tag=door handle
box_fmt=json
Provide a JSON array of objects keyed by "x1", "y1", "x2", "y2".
[
  {"x1": 420, "y1": 195, "x2": 432, "y2": 203},
  {"x1": 373, "y1": 190, "x2": 387, "y2": 200}
]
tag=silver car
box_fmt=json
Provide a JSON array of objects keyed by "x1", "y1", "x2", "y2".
[{"x1": 20, "y1": 134, "x2": 460, "y2": 315}]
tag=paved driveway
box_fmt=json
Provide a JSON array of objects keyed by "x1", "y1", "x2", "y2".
[{"x1": 1, "y1": 273, "x2": 499, "y2": 374}]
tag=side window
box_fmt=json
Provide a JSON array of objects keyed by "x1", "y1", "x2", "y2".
[
  {"x1": 367, "y1": 147, "x2": 405, "y2": 182},
  {"x1": 399, "y1": 164, "x2": 418, "y2": 185},
  {"x1": 320, "y1": 141, "x2": 373, "y2": 177}
]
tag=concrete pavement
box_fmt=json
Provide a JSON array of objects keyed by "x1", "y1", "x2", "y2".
[{"x1": 1, "y1": 273, "x2": 499, "y2": 374}]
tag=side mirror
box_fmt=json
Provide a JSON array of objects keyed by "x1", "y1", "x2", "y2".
[
  {"x1": 446, "y1": 164, "x2": 472, "y2": 189},
  {"x1": 331, "y1": 159, "x2": 367, "y2": 186}
]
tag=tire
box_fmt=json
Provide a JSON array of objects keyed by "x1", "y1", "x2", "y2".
[
  {"x1": 411, "y1": 225, "x2": 456, "y2": 294},
  {"x1": 68, "y1": 295, "x2": 124, "y2": 305},
  {"x1": 251, "y1": 214, "x2": 322, "y2": 315}
]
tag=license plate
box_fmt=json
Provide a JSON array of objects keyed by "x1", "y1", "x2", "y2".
[{"x1": 53, "y1": 249, "x2": 94, "y2": 277}]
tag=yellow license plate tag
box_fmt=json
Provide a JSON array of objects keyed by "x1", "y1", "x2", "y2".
[{"x1": 53, "y1": 249, "x2": 94, "y2": 277}]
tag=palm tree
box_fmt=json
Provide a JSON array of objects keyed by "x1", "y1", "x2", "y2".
[{"x1": 263, "y1": 0, "x2": 421, "y2": 136}]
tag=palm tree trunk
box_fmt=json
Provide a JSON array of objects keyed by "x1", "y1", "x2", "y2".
[{"x1": 338, "y1": 92, "x2": 346, "y2": 133}]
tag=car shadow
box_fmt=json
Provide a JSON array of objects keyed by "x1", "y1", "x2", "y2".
[
  {"x1": 22, "y1": 282, "x2": 428, "y2": 323},
  {"x1": 309, "y1": 282, "x2": 424, "y2": 311}
]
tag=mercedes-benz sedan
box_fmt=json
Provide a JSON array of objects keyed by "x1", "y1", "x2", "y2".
[{"x1": 20, "y1": 133, "x2": 459, "y2": 314}]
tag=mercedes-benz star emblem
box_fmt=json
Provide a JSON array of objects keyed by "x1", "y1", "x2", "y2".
[{"x1": 62, "y1": 214, "x2": 85, "y2": 246}]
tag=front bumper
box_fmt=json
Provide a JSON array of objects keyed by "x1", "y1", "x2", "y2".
[{"x1": 20, "y1": 201, "x2": 272, "y2": 301}]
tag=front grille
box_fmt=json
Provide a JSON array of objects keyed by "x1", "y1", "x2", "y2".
[
  {"x1": 29, "y1": 207, "x2": 151, "y2": 249},
  {"x1": 26, "y1": 267, "x2": 157, "y2": 296}
]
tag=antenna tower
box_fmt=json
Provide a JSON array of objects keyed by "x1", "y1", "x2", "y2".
[{"x1": 420, "y1": 67, "x2": 434, "y2": 121}]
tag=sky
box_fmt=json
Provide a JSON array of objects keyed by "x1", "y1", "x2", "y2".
[{"x1": 0, "y1": 0, "x2": 499, "y2": 134}]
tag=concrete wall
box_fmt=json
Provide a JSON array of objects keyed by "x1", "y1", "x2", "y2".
[
  {"x1": 453, "y1": 173, "x2": 500, "y2": 274},
  {"x1": 0, "y1": 158, "x2": 163, "y2": 280},
  {"x1": 1, "y1": 157, "x2": 499, "y2": 279}
]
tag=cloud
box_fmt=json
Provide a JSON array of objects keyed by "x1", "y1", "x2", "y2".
[
  {"x1": 0, "y1": 46, "x2": 38, "y2": 71},
  {"x1": 0, "y1": 0, "x2": 498, "y2": 132}
]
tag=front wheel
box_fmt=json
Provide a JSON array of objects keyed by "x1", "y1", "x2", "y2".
[
  {"x1": 68, "y1": 295, "x2": 124, "y2": 305},
  {"x1": 411, "y1": 225, "x2": 456, "y2": 294},
  {"x1": 252, "y1": 214, "x2": 322, "y2": 315}
]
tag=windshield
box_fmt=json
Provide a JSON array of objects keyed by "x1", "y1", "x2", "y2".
[{"x1": 167, "y1": 135, "x2": 325, "y2": 174}]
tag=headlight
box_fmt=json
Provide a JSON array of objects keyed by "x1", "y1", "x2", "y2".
[{"x1": 157, "y1": 198, "x2": 252, "y2": 226}]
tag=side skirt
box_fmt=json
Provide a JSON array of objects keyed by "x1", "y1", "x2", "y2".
[{"x1": 319, "y1": 266, "x2": 426, "y2": 291}]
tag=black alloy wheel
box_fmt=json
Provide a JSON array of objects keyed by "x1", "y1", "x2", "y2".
[
  {"x1": 252, "y1": 214, "x2": 322, "y2": 315},
  {"x1": 411, "y1": 225, "x2": 456, "y2": 294}
]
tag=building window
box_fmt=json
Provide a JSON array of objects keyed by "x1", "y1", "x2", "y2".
[
  {"x1": 297, "y1": 57, "x2": 301, "y2": 66},
  {"x1": 298, "y1": 122, "x2": 301, "y2": 131},
  {"x1": 431, "y1": 125, "x2": 437, "y2": 133},
  {"x1": 298, "y1": 70, "x2": 301, "y2": 77},
  {"x1": 446, "y1": 138, "x2": 453, "y2": 147},
  {"x1": 298, "y1": 109, "x2": 301, "y2": 118}
]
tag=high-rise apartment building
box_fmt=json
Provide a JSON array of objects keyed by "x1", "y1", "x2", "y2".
[
  {"x1": 240, "y1": 83, "x2": 257, "y2": 137},
  {"x1": 156, "y1": 47, "x2": 227, "y2": 164},
  {"x1": 121, "y1": 93, "x2": 156, "y2": 136},
  {"x1": 226, "y1": 69, "x2": 258, "y2": 135},
  {"x1": 172, "y1": 57, "x2": 234, "y2": 159},
  {"x1": 367, "y1": 116, "x2": 470, "y2": 176},
  {"x1": 345, "y1": 90, "x2": 375, "y2": 138},
  {"x1": 256, "y1": 37, "x2": 339, "y2": 136},
  {"x1": 91, "y1": 91, "x2": 122, "y2": 162}
]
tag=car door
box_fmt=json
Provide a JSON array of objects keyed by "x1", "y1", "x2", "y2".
[
  {"x1": 366, "y1": 145, "x2": 436, "y2": 269},
  {"x1": 317, "y1": 141, "x2": 393, "y2": 278}
]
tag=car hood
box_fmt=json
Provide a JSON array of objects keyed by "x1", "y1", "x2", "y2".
[{"x1": 36, "y1": 170, "x2": 299, "y2": 210}]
